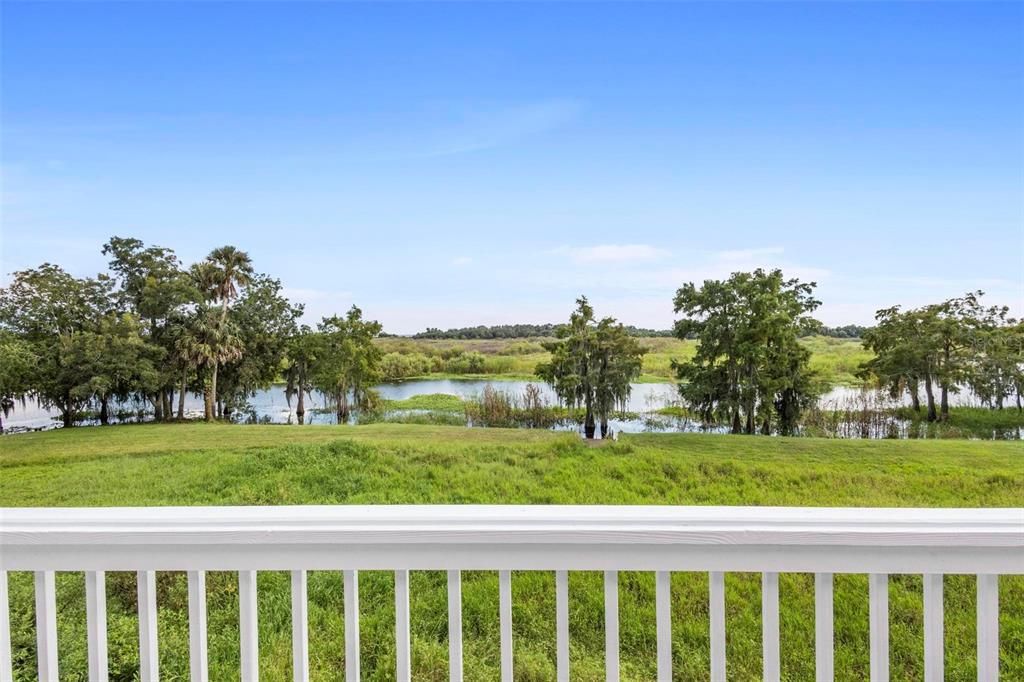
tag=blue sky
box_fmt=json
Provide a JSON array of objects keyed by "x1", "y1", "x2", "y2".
[{"x1": 2, "y1": 2, "x2": 1022, "y2": 333}]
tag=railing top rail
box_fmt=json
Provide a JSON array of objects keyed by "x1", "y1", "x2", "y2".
[
  {"x1": 3, "y1": 506, "x2": 1021, "y2": 573},
  {"x1": 3, "y1": 505, "x2": 1022, "y2": 544}
]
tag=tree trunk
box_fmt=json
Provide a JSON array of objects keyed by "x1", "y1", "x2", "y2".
[
  {"x1": 923, "y1": 373, "x2": 937, "y2": 422},
  {"x1": 178, "y1": 372, "x2": 187, "y2": 419},
  {"x1": 297, "y1": 389, "x2": 306, "y2": 424},
  {"x1": 940, "y1": 383, "x2": 950, "y2": 421},
  {"x1": 583, "y1": 398, "x2": 595, "y2": 439},
  {"x1": 99, "y1": 396, "x2": 109, "y2": 426},
  {"x1": 204, "y1": 378, "x2": 214, "y2": 421},
  {"x1": 153, "y1": 393, "x2": 163, "y2": 422},
  {"x1": 210, "y1": 361, "x2": 219, "y2": 420},
  {"x1": 600, "y1": 416, "x2": 609, "y2": 439},
  {"x1": 62, "y1": 392, "x2": 74, "y2": 428},
  {"x1": 731, "y1": 409, "x2": 742, "y2": 434},
  {"x1": 908, "y1": 378, "x2": 921, "y2": 413},
  {"x1": 336, "y1": 391, "x2": 350, "y2": 423}
]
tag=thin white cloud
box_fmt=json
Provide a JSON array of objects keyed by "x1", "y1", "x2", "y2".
[
  {"x1": 451, "y1": 256, "x2": 472, "y2": 266},
  {"x1": 411, "y1": 98, "x2": 584, "y2": 159},
  {"x1": 550, "y1": 243, "x2": 671, "y2": 265}
]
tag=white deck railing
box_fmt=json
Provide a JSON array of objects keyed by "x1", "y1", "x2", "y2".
[{"x1": 1, "y1": 505, "x2": 1021, "y2": 681}]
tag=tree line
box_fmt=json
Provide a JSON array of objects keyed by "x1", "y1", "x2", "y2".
[
  {"x1": 414, "y1": 323, "x2": 675, "y2": 339},
  {"x1": 412, "y1": 322, "x2": 867, "y2": 340},
  {"x1": 1, "y1": 237, "x2": 1019, "y2": 436},
  {"x1": 0, "y1": 237, "x2": 383, "y2": 431}
]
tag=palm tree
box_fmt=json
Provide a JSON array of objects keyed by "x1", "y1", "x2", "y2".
[
  {"x1": 207, "y1": 246, "x2": 254, "y2": 320},
  {"x1": 176, "y1": 309, "x2": 243, "y2": 421},
  {"x1": 191, "y1": 247, "x2": 253, "y2": 418}
]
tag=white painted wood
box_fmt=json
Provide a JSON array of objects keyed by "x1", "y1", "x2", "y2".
[
  {"x1": 923, "y1": 573, "x2": 943, "y2": 682},
  {"x1": 34, "y1": 571, "x2": 58, "y2": 681},
  {"x1": 3, "y1": 506, "x2": 1021, "y2": 573},
  {"x1": 187, "y1": 571, "x2": 208, "y2": 682},
  {"x1": 656, "y1": 571, "x2": 671, "y2": 682},
  {"x1": 137, "y1": 570, "x2": 158, "y2": 682},
  {"x1": 85, "y1": 571, "x2": 108, "y2": 682},
  {"x1": 291, "y1": 570, "x2": 309, "y2": 682},
  {"x1": 604, "y1": 571, "x2": 619, "y2": 682},
  {"x1": 499, "y1": 570, "x2": 513, "y2": 682},
  {"x1": 556, "y1": 570, "x2": 569, "y2": 682},
  {"x1": 239, "y1": 570, "x2": 259, "y2": 681},
  {"x1": 710, "y1": 571, "x2": 726, "y2": 682},
  {"x1": 395, "y1": 570, "x2": 411, "y2": 682},
  {"x1": 815, "y1": 572, "x2": 833, "y2": 682},
  {"x1": 343, "y1": 570, "x2": 360, "y2": 682},
  {"x1": 0, "y1": 570, "x2": 11, "y2": 682},
  {"x1": 761, "y1": 572, "x2": 779, "y2": 682},
  {"x1": 0, "y1": 506, "x2": 1019, "y2": 680},
  {"x1": 977, "y1": 574, "x2": 999, "y2": 681},
  {"x1": 447, "y1": 570, "x2": 462, "y2": 682},
  {"x1": 869, "y1": 573, "x2": 889, "y2": 682}
]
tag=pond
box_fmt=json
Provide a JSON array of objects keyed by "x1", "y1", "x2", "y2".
[{"x1": 5, "y1": 377, "x2": 1007, "y2": 439}]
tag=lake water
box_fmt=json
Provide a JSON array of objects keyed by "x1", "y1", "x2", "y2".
[{"x1": 2, "y1": 378, "x2": 994, "y2": 437}]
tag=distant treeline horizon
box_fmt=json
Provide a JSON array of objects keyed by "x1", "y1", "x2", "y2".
[{"x1": 407, "y1": 323, "x2": 869, "y2": 340}]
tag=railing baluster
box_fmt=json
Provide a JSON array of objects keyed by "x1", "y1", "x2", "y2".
[
  {"x1": 85, "y1": 571, "x2": 108, "y2": 682},
  {"x1": 344, "y1": 570, "x2": 360, "y2": 682},
  {"x1": 762, "y1": 572, "x2": 780, "y2": 682},
  {"x1": 292, "y1": 571, "x2": 309, "y2": 682},
  {"x1": 137, "y1": 570, "x2": 158, "y2": 682},
  {"x1": 556, "y1": 570, "x2": 569, "y2": 682},
  {"x1": 395, "y1": 570, "x2": 411, "y2": 682},
  {"x1": 447, "y1": 570, "x2": 463, "y2": 682},
  {"x1": 869, "y1": 574, "x2": 889, "y2": 682},
  {"x1": 499, "y1": 570, "x2": 513, "y2": 682},
  {"x1": 239, "y1": 570, "x2": 259, "y2": 681},
  {"x1": 604, "y1": 571, "x2": 619, "y2": 682},
  {"x1": 34, "y1": 571, "x2": 58, "y2": 681},
  {"x1": 656, "y1": 571, "x2": 671, "y2": 682},
  {"x1": 710, "y1": 571, "x2": 726, "y2": 682},
  {"x1": 0, "y1": 570, "x2": 11, "y2": 681},
  {"x1": 923, "y1": 573, "x2": 943, "y2": 682},
  {"x1": 187, "y1": 571, "x2": 208, "y2": 682},
  {"x1": 815, "y1": 572, "x2": 833, "y2": 682},
  {"x1": 977, "y1": 574, "x2": 999, "y2": 681}
]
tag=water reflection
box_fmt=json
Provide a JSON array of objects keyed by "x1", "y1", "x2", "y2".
[{"x1": 3, "y1": 379, "x2": 1015, "y2": 440}]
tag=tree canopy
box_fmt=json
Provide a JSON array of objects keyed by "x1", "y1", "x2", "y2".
[
  {"x1": 0, "y1": 237, "x2": 378, "y2": 429},
  {"x1": 672, "y1": 269, "x2": 822, "y2": 435},
  {"x1": 860, "y1": 292, "x2": 1020, "y2": 420},
  {"x1": 536, "y1": 297, "x2": 646, "y2": 438}
]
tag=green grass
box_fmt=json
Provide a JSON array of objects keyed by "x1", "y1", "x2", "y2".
[
  {"x1": 376, "y1": 336, "x2": 871, "y2": 386},
  {"x1": 896, "y1": 407, "x2": 1024, "y2": 439},
  {"x1": 1, "y1": 423, "x2": 1021, "y2": 680},
  {"x1": 383, "y1": 393, "x2": 466, "y2": 412}
]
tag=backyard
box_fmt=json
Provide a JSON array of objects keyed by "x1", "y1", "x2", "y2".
[{"x1": 1, "y1": 423, "x2": 1021, "y2": 680}]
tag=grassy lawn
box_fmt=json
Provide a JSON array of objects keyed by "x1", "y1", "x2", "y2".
[{"x1": 1, "y1": 423, "x2": 1021, "y2": 680}]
